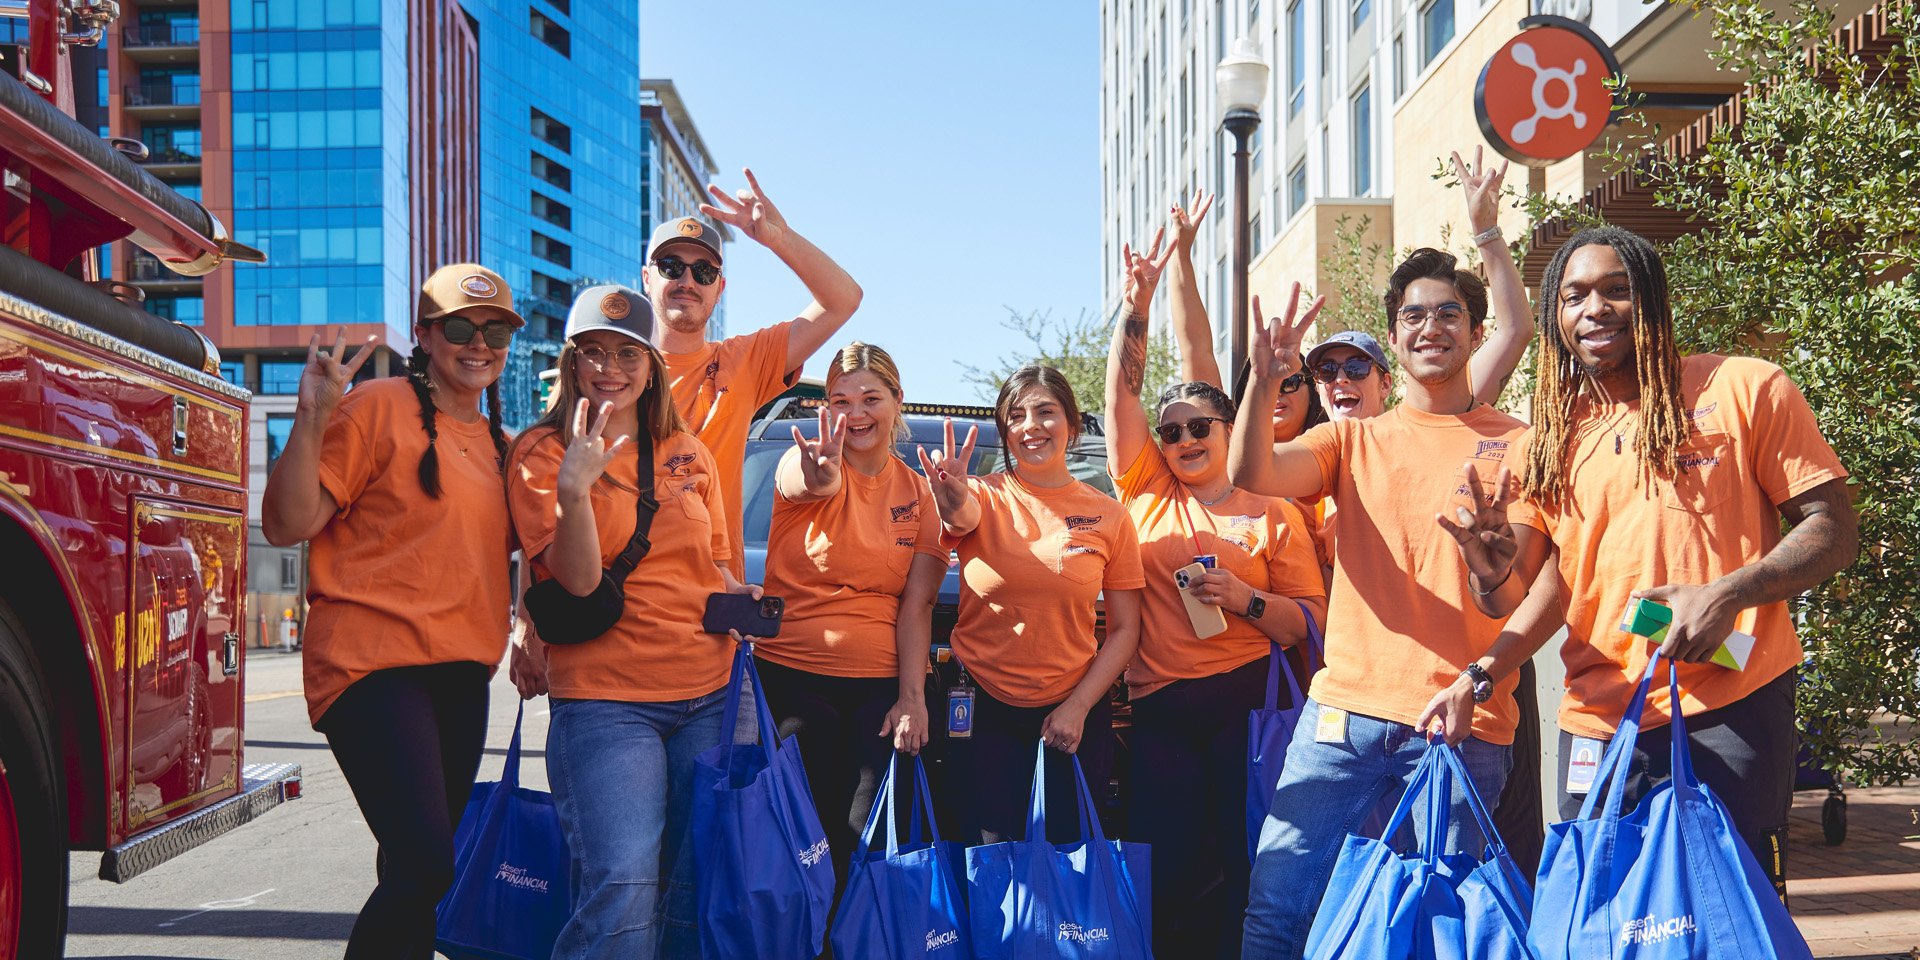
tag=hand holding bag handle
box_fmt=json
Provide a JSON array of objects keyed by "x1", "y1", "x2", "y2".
[
  {"x1": 1262, "y1": 600, "x2": 1324, "y2": 713},
  {"x1": 521, "y1": 426, "x2": 660, "y2": 645}
]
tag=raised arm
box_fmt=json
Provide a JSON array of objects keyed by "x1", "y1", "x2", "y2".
[
  {"x1": 915, "y1": 419, "x2": 981, "y2": 538},
  {"x1": 1166, "y1": 192, "x2": 1223, "y2": 387},
  {"x1": 774, "y1": 408, "x2": 847, "y2": 504},
  {"x1": 543, "y1": 400, "x2": 631, "y2": 596},
  {"x1": 1226, "y1": 286, "x2": 1331, "y2": 500},
  {"x1": 1453, "y1": 148, "x2": 1535, "y2": 405},
  {"x1": 700, "y1": 167, "x2": 863, "y2": 372},
  {"x1": 1434, "y1": 461, "x2": 1553, "y2": 618},
  {"x1": 1105, "y1": 231, "x2": 1176, "y2": 475},
  {"x1": 261, "y1": 330, "x2": 372, "y2": 545}
]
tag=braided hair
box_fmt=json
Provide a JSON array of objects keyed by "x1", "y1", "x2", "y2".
[
  {"x1": 405, "y1": 345, "x2": 443, "y2": 498},
  {"x1": 1520, "y1": 227, "x2": 1687, "y2": 506},
  {"x1": 484, "y1": 380, "x2": 509, "y2": 469}
]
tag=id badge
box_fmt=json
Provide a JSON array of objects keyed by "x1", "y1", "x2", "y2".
[
  {"x1": 947, "y1": 686, "x2": 974, "y2": 739},
  {"x1": 1314, "y1": 706, "x2": 1348, "y2": 745},
  {"x1": 1565, "y1": 736, "x2": 1605, "y2": 794}
]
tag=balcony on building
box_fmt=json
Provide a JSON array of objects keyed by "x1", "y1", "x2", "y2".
[
  {"x1": 123, "y1": 80, "x2": 200, "y2": 123},
  {"x1": 126, "y1": 252, "x2": 203, "y2": 293},
  {"x1": 120, "y1": 14, "x2": 200, "y2": 65},
  {"x1": 134, "y1": 122, "x2": 202, "y2": 179}
]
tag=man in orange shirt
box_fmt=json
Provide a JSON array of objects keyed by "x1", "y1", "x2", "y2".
[
  {"x1": 1430, "y1": 226, "x2": 1857, "y2": 897},
  {"x1": 644, "y1": 168, "x2": 863, "y2": 577},
  {"x1": 1227, "y1": 248, "x2": 1540, "y2": 960}
]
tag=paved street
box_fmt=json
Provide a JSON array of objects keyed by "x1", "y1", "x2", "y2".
[
  {"x1": 63, "y1": 646, "x2": 551, "y2": 960},
  {"x1": 57, "y1": 645, "x2": 1920, "y2": 959}
]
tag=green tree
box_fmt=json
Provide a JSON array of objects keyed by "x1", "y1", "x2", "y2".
[
  {"x1": 958, "y1": 307, "x2": 1182, "y2": 416},
  {"x1": 1589, "y1": 0, "x2": 1920, "y2": 782}
]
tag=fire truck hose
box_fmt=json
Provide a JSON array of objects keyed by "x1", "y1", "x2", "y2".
[{"x1": 0, "y1": 243, "x2": 210, "y2": 372}]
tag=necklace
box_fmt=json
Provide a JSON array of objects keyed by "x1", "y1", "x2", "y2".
[
  {"x1": 1193, "y1": 484, "x2": 1234, "y2": 506},
  {"x1": 1585, "y1": 381, "x2": 1632, "y2": 455}
]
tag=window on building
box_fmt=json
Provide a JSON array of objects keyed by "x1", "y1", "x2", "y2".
[
  {"x1": 220, "y1": 361, "x2": 246, "y2": 387},
  {"x1": 148, "y1": 295, "x2": 205, "y2": 325},
  {"x1": 139, "y1": 123, "x2": 201, "y2": 161},
  {"x1": 1393, "y1": 32, "x2": 1406, "y2": 99},
  {"x1": 279, "y1": 553, "x2": 300, "y2": 591},
  {"x1": 260, "y1": 361, "x2": 304, "y2": 396},
  {"x1": 266, "y1": 414, "x2": 294, "y2": 469},
  {"x1": 1287, "y1": 160, "x2": 1307, "y2": 216},
  {"x1": 1178, "y1": 68, "x2": 1189, "y2": 144},
  {"x1": 531, "y1": 231, "x2": 572, "y2": 269},
  {"x1": 1352, "y1": 82, "x2": 1372, "y2": 195},
  {"x1": 1249, "y1": 0, "x2": 1261, "y2": 32},
  {"x1": 531, "y1": 151, "x2": 571, "y2": 191},
  {"x1": 1287, "y1": 1, "x2": 1305, "y2": 117},
  {"x1": 1421, "y1": 0, "x2": 1454, "y2": 68},
  {"x1": 531, "y1": 191, "x2": 572, "y2": 230},
  {"x1": 1351, "y1": 0, "x2": 1370, "y2": 32},
  {"x1": 1249, "y1": 211, "x2": 1262, "y2": 248},
  {"x1": 530, "y1": 107, "x2": 571, "y2": 153},
  {"x1": 529, "y1": 10, "x2": 570, "y2": 57},
  {"x1": 1215, "y1": 0, "x2": 1226, "y2": 56}
]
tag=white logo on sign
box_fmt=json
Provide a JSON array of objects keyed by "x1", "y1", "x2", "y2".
[
  {"x1": 1509, "y1": 42, "x2": 1590, "y2": 144},
  {"x1": 1619, "y1": 913, "x2": 1697, "y2": 945}
]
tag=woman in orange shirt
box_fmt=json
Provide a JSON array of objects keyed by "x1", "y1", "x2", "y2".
[
  {"x1": 261, "y1": 264, "x2": 520, "y2": 959},
  {"x1": 918, "y1": 364, "x2": 1146, "y2": 844},
  {"x1": 755, "y1": 341, "x2": 947, "y2": 895},
  {"x1": 1106, "y1": 240, "x2": 1328, "y2": 958},
  {"x1": 506, "y1": 286, "x2": 754, "y2": 960}
]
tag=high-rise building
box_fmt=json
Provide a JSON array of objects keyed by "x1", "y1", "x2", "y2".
[
  {"x1": 98, "y1": 0, "x2": 647, "y2": 643},
  {"x1": 642, "y1": 78, "x2": 730, "y2": 337}
]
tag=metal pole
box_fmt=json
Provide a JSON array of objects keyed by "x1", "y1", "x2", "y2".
[{"x1": 1224, "y1": 109, "x2": 1261, "y2": 376}]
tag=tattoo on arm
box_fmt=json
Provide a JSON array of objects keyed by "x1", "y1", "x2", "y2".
[
  {"x1": 1121, "y1": 312, "x2": 1148, "y2": 397},
  {"x1": 1721, "y1": 481, "x2": 1858, "y2": 608}
]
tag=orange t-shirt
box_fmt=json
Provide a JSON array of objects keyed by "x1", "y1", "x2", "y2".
[
  {"x1": 1113, "y1": 444, "x2": 1326, "y2": 698},
  {"x1": 665, "y1": 321, "x2": 799, "y2": 578},
  {"x1": 1530, "y1": 354, "x2": 1848, "y2": 738},
  {"x1": 944, "y1": 472, "x2": 1147, "y2": 707},
  {"x1": 1295, "y1": 403, "x2": 1542, "y2": 745},
  {"x1": 758, "y1": 454, "x2": 948, "y2": 677},
  {"x1": 306, "y1": 378, "x2": 512, "y2": 725},
  {"x1": 508, "y1": 427, "x2": 734, "y2": 702}
]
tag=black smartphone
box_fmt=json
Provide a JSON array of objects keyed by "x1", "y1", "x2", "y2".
[{"x1": 703, "y1": 592, "x2": 784, "y2": 638}]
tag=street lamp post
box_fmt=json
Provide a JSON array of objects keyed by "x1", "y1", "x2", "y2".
[{"x1": 1216, "y1": 38, "x2": 1270, "y2": 377}]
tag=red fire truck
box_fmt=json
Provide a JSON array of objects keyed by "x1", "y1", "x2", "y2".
[{"x1": 0, "y1": 2, "x2": 300, "y2": 956}]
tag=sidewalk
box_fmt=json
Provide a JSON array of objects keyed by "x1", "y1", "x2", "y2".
[{"x1": 1791, "y1": 782, "x2": 1920, "y2": 959}]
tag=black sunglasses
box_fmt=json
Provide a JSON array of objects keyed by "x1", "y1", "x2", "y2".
[
  {"x1": 1279, "y1": 370, "x2": 1310, "y2": 394},
  {"x1": 1312, "y1": 358, "x2": 1377, "y2": 384},
  {"x1": 1155, "y1": 416, "x2": 1230, "y2": 445},
  {"x1": 438, "y1": 316, "x2": 514, "y2": 348},
  {"x1": 652, "y1": 255, "x2": 721, "y2": 286}
]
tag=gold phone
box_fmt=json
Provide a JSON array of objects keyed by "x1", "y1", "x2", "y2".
[{"x1": 1174, "y1": 561, "x2": 1229, "y2": 638}]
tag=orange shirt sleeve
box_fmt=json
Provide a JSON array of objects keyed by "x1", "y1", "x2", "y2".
[
  {"x1": 939, "y1": 475, "x2": 998, "y2": 553},
  {"x1": 912, "y1": 474, "x2": 948, "y2": 561},
  {"x1": 1113, "y1": 441, "x2": 1169, "y2": 501},
  {"x1": 1294, "y1": 420, "x2": 1344, "y2": 501},
  {"x1": 506, "y1": 429, "x2": 565, "y2": 563},
  {"x1": 1748, "y1": 364, "x2": 1848, "y2": 504},
  {"x1": 315, "y1": 388, "x2": 376, "y2": 511},
  {"x1": 699, "y1": 443, "x2": 733, "y2": 562},
  {"x1": 741, "y1": 320, "x2": 801, "y2": 409},
  {"x1": 1103, "y1": 510, "x2": 1148, "y2": 590}
]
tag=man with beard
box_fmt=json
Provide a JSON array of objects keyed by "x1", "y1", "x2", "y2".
[
  {"x1": 1226, "y1": 248, "x2": 1538, "y2": 960},
  {"x1": 1424, "y1": 226, "x2": 1856, "y2": 899},
  {"x1": 644, "y1": 168, "x2": 863, "y2": 576}
]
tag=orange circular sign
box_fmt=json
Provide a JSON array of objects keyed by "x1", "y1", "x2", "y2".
[{"x1": 1475, "y1": 17, "x2": 1620, "y2": 166}]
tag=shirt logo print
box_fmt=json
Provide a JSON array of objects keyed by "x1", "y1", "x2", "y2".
[
  {"x1": 1065, "y1": 514, "x2": 1102, "y2": 530},
  {"x1": 890, "y1": 499, "x2": 920, "y2": 523},
  {"x1": 1474, "y1": 439, "x2": 1511, "y2": 459}
]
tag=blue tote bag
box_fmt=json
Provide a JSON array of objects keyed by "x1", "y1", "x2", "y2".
[
  {"x1": 965, "y1": 742, "x2": 1153, "y2": 959},
  {"x1": 692, "y1": 643, "x2": 836, "y2": 960},
  {"x1": 1248, "y1": 601, "x2": 1324, "y2": 858},
  {"x1": 1304, "y1": 740, "x2": 1535, "y2": 960},
  {"x1": 831, "y1": 752, "x2": 971, "y2": 959},
  {"x1": 1531, "y1": 654, "x2": 1813, "y2": 960},
  {"x1": 435, "y1": 704, "x2": 571, "y2": 960}
]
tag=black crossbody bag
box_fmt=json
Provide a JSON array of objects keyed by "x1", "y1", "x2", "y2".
[{"x1": 522, "y1": 427, "x2": 658, "y2": 646}]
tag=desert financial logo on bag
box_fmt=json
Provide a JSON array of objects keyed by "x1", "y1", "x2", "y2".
[
  {"x1": 1619, "y1": 913, "x2": 1698, "y2": 946},
  {"x1": 924, "y1": 928, "x2": 961, "y2": 952},
  {"x1": 1057, "y1": 922, "x2": 1111, "y2": 946},
  {"x1": 797, "y1": 836, "x2": 830, "y2": 868},
  {"x1": 493, "y1": 861, "x2": 552, "y2": 894}
]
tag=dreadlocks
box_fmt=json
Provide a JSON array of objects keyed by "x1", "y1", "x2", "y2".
[{"x1": 1521, "y1": 227, "x2": 1688, "y2": 506}]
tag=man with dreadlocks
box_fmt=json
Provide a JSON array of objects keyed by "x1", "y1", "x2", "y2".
[
  {"x1": 1227, "y1": 243, "x2": 1541, "y2": 960},
  {"x1": 1425, "y1": 225, "x2": 1857, "y2": 896},
  {"x1": 263, "y1": 264, "x2": 521, "y2": 958}
]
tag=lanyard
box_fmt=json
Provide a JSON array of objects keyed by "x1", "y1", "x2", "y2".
[{"x1": 1176, "y1": 488, "x2": 1208, "y2": 557}]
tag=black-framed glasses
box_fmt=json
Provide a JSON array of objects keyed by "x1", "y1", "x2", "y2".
[
  {"x1": 1155, "y1": 416, "x2": 1230, "y2": 445},
  {"x1": 1279, "y1": 370, "x2": 1310, "y2": 394},
  {"x1": 1395, "y1": 303, "x2": 1469, "y2": 330},
  {"x1": 438, "y1": 316, "x2": 515, "y2": 348},
  {"x1": 1313, "y1": 358, "x2": 1377, "y2": 384},
  {"x1": 576, "y1": 344, "x2": 651, "y2": 370},
  {"x1": 652, "y1": 255, "x2": 721, "y2": 286}
]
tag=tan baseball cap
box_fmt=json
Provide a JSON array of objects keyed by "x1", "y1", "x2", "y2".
[
  {"x1": 646, "y1": 216, "x2": 723, "y2": 264},
  {"x1": 419, "y1": 264, "x2": 524, "y2": 328}
]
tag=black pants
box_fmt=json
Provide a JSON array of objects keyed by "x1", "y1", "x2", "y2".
[
  {"x1": 316, "y1": 661, "x2": 490, "y2": 960},
  {"x1": 754, "y1": 657, "x2": 916, "y2": 895},
  {"x1": 947, "y1": 684, "x2": 1115, "y2": 846},
  {"x1": 1491, "y1": 660, "x2": 1545, "y2": 879},
  {"x1": 1128, "y1": 655, "x2": 1274, "y2": 960},
  {"x1": 1556, "y1": 666, "x2": 1797, "y2": 896}
]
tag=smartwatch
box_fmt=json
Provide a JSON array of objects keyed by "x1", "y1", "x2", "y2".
[
  {"x1": 1243, "y1": 595, "x2": 1267, "y2": 620},
  {"x1": 1461, "y1": 663, "x2": 1494, "y2": 704}
]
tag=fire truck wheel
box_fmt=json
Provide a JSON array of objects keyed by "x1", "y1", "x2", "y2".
[{"x1": 0, "y1": 600, "x2": 68, "y2": 960}]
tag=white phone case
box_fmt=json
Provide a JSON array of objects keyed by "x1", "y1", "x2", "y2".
[{"x1": 1174, "y1": 561, "x2": 1229, "y2": 638}]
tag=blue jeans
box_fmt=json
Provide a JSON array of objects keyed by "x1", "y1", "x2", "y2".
[
  {"x1": 547, "y1": 692, "x2": 726, "y2": 960},
  {"x1": 1242, "y1": 698, "x2": 1514, "y2": 960}
]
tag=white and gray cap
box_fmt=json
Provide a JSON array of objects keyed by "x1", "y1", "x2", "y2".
[{"x1": 564, "y1": 285, "x2": 655, "y2": 348}]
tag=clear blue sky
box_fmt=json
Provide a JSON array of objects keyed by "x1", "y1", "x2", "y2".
[{"x1": 641, "y1": 2, "x2": 1103, "y2": 402}]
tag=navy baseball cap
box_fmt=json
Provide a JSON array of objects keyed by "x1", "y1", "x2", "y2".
[
  {"x1": 565, "y1": 285, "x2": 656, "y2": 348},
  {"x1": 645, "y1": 216, "x2": 723, "y2": 264},
  {"x1": 1306, "y1": 330, "x2": 1391, "y2": 373}
]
